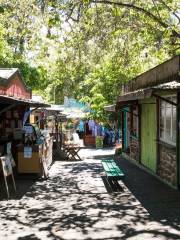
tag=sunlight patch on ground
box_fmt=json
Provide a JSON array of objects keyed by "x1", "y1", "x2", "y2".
[{"x1": 79, "y1": 147, "x2": 115, "y2": 160}]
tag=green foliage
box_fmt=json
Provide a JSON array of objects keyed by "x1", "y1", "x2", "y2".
[{"x1": 0, "y1": 0, "x2": 179, "y2": 121}]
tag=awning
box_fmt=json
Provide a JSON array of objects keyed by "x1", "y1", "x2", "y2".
[
  {"x1": 45, "y1": 104, "x2": 64, "y2": 112},
  {"x1": 117, "y1": 89, "x2": 153, "y2": 102},
  {"x1": 117, "y1": 81, "x2": 180, "y2": 103},
  {"x1": 0, "y1": 94, "x2": 50, "y2": 107},
  {"x1": 104, "y1": 104, "x2": 116, "y2": 112}
]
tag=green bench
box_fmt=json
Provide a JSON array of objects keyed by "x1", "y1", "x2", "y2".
[{"x1": 101, "y1": 159, "x2": 125, "y2": 181}]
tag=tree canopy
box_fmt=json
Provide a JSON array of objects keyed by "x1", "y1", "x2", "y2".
[{"x1": 0, "y1": 0, "x2": 179, "y2": 119}]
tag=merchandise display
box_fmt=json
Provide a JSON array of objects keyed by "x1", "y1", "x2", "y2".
[{"x1": 17, "y1": 123, "x2": 53, "y2": 177}]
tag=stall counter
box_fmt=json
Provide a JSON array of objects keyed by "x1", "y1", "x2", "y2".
[{"x1": 17, "y1": 136, "x2": 53, "y2": 175}]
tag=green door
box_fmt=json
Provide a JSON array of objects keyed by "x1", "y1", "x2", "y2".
[{"x1": 141, "y1": 101, "x2": 157, "y2": 172}]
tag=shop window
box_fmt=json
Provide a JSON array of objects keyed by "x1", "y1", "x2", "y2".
[{"x1": 159, "y1": 96, "x2": 176, "y2": 145}]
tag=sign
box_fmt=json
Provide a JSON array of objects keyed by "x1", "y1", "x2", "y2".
[
  {"x1": 23, "y1": 125, "x2": 33, "y2": 134},
  {"x1": 0, "y1": 155, "x2": 16, "y2": 198},
  {"x1": 1, "y1": 155, "x2": 13, "y2": 177},
  {"x1": 24, "y1": 147, "x2": 32, "y2": 158}
]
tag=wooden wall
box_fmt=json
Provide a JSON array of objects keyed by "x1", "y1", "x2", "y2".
[{"x1": 124, "y1": 55, "x2": 180, "y2": 93}]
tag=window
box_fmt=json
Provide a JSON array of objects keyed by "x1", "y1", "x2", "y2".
[{"x1": 159, "y1": 96, "x2": 176, "y2": 145}]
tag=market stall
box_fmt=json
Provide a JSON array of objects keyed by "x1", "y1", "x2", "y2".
[
  {"x1": 17, "y1": 123, "x2": 53, "y2": 177},
  {"x1": 0, "y1": 69, "x2": 51, "y2": 184}
]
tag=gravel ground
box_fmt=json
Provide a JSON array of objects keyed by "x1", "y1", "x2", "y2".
[{"x1": 0, "y1": 147, "x2": 180, "y2": 240}]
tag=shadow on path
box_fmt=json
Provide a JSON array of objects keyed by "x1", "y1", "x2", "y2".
[{"x1": 0, "y1": 148, "x2": 180, "y2": 240}]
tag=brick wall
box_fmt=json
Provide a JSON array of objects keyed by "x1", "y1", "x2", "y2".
[
  {"x1": 157, "y1": 145, "x2": 177, "y2": 186},
  {"x1": 130, "y1": 138, "x2": 139, "y2": 162}
]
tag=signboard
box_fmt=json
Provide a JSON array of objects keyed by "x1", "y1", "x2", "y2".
[
  {"x1": 1, "y1": 156, "x2": 13, "y2": 177},
  {"x1": 0, "y1": 155, "x2": 16, "y2": 198},
  {"x1": 24, "y1": 147, "x2": 32, "y2": 158}
]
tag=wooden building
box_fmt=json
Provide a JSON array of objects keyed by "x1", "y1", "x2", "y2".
[
  {"x1": 116, "y1": 55, "x2": 180, "y2": 188},
  {"x1": 0, "y1": 68, "x2": 51, "y2": 178},
  {"x1": 0, "y1": 68, "x2": 31, "y2": 99}
]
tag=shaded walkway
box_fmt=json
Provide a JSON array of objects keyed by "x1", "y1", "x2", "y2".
[
  {"x1": 116, "y1": 158, "x2": 180, "y2": 221},
  {"x1": 0, "y1": 148, "x2": 180, "y2": 239}
]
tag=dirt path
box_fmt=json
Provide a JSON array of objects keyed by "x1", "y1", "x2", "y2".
[{"x1": 0, "y1": 148, "x2": 180, "y2": 240}]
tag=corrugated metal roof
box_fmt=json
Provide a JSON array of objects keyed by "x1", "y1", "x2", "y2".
[
  {"x1": 0, "y1": 94, "x2": 50, "y2": 107},
  {"x1": 152, "y1": 81, "x2": 180, "y2": 89}
]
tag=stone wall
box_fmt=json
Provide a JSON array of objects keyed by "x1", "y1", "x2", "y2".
[
  {"x1": 130, "y1": 138, "x2": 139, "y2": 162},
  {"x1": 157, "y1": 144, "x2": 177, "y2": 186}
]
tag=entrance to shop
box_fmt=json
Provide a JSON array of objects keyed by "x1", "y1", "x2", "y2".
[{"x1": 141, "y1": 102, "x2": 157, "y2": 172}]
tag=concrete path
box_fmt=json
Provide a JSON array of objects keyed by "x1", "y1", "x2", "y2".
[{"x1": 0, "y1": 148, "x2": 180, "y2": 240}]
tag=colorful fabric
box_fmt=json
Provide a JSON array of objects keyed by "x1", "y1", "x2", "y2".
[{"x1": 78, "y1": 120, "x2": 84, "y2": 132}]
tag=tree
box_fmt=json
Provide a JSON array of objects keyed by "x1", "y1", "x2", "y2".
[{"x1": 0, "y1": 0, "x2": 179, "y2": 120}]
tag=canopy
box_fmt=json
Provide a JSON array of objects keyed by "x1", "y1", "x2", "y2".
[{"x1": 62, "y1": 97, "x2": 91, "y2": 119}]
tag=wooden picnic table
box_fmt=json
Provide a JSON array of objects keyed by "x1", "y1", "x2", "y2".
[{"x1": 63, "y1": 143, "x2": 83, "y2": 161}]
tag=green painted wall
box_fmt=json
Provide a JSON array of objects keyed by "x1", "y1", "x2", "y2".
[{"x1": 141, "y1": 98, "x2": 157, "y2": 172}]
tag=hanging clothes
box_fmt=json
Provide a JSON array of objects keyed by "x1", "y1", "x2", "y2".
[
  {"x1": 94, "y1": 124, "x2": 98, "y2": 137},
  {"x1": 88, "y1": 119, "x2": 95, "y2": 131},
  {"x1": 85, "y1": 120, "x2": 91, "y2": 134},
  {"x1": 97, "y1": 123, "x2": 102, "y2": 136},
  {"x1": 78, "y1": 120, "x2": 84, "y2": 132},
  {"x1": 77, "y1": 120, "x2": 85, "y2": 139}
]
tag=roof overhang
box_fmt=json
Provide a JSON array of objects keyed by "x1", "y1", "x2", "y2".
[
  {"x1": 123, "y1": 55, "x2": 180, "y2": 93},
  {"x1": 117, "y1": 89, "x2": 153, "y2": 102},
  {"x1": 0, "y1": 94, "x2": 50, "y2": 108},
  {"x1": 45, "y1": 104, "x2": 64, "y2": 112},
  {"x1": 116, "y1": 81, "x2": 180, "y2": 109},
  {"x1": 104, "y1": 104, "x2": 116, "y2": 112}
]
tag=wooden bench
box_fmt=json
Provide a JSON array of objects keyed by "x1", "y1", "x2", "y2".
[{"x1": 101, "y1": 159, "x2": 125, "y2": 181}]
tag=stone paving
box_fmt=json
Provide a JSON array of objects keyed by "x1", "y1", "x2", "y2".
[{"x1": 0, "y1": 148, "x2": 180, "y2": 240}]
